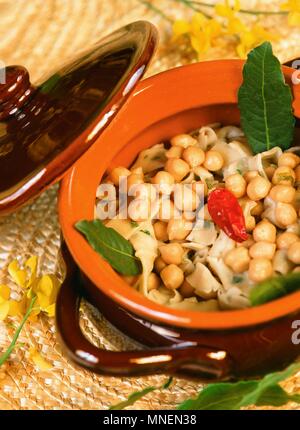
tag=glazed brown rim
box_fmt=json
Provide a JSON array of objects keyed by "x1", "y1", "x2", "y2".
[{"x1": 59, "y1": 60, "x2": 300, "y2": 330}]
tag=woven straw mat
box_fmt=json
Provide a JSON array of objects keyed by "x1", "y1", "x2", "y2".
[{"x1": 1, "y1": 0, "x2": 300, "y2": 410}]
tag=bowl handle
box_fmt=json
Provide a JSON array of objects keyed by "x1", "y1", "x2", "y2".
[{"x1": 56, "y1": 245, "x2": 233, "y2": 380}]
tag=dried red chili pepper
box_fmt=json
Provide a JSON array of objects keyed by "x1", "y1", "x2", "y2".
[{"x1": 207, "y1": 188, "x2": 248, "y2": 243}]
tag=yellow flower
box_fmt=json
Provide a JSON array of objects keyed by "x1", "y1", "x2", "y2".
[
  {"x1": 8, "y1": 299, "x2": 25, "y2": 317},
  {"x1": 3, "y1": 256, "x2": 60, "y2": 321},
  {"x1": 33, "y1": 274, "x2": 60, "y2": 315},
  {"x1": 172, "y1": 13, "x2": 222, "y2": 58},
  {"x1": 0, "y1": 285, "x2": 10, "y2": 321},
  {"x1": 236, "y1": 25, "x2": 278, "y2": 58},
  {"x1": 215, "y1": 0, "x2": 247, "y2": 36},
  {"x1": 8, "y1": 260, "x2": 27, "y2": 288},
  {"x1": 190, "y1": 12, "x2": 207, "y2": 33},
  {"x1": 172, "y1": 19, "x2": 191, "y2": 38},
  {"x1": 8, "y1": 256, "x2": 38, "y2": 289},
  {"x1": 0, "y1": 284, "x2": 26, "y2": 320},
  {"x1": 215, "y1": 0, "x2": 240, "y2": 18},
  {"x1": 227, "y1": 16, "x2": 247, "y2": 34},
  {"x1": 281, "y1": 0, "x2": 300, "y2": 26},
  {"x1": 29, "y1": 348, "x2": 53, "y2": 371}
]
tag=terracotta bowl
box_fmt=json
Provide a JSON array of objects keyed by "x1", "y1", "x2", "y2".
[{"x1": 57, "y1": 60, "x2": 300, "y2": 380}]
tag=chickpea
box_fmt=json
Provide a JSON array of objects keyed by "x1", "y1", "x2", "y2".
[
  {"x1": 179, "y1": 280, "x2": 195, "y2": 298},
  {"x1": 182, "y1": 146, "x2": 205, "y2": 168},
  {"x1": 203, "y1": 150, "x2": 224, "y2": 172},
  {"x1": 174, "y1": 186, "x2": 200, "y2": 212},
  {"x1": 249, "y1": 241, "x2": 276, "y2": 260},
  {"x1": 245, "y1": 215, "x2": 256, "y2": 232},
  {"x1": 127, "y1": 173, "x2": 144, "y2": 190},
  {"x1": 110, "y1": 166, "x2": 130, "y2": 186},
  {"x1": 153, "y1": 221, "x2": 168, "y2": 242},
  {"x1": 165, "y1": 158, "x2": 190, "y2": 182},
  {"x1": 253, "y1": 220, "x2": 277, "y2": 243},
  {"x1": 287, "y1": 241, "x2": 300, "y2": 264},
  {"x1": 160, "y1": 264, "x2": 184, "y2": 289},
  {"x1": 243, "y1": 170, "x2": 259, "y2": 183},
  {"x1": 167, "y1": 218, "x2": 192, "y2": 240},
  {"x1": 166, "y1": 146, "x2": 183, "y2": 159},
  {"x1": 272, "y1": 166, "x2": 295, "y2": 186},
  {"x1": 295, "y1": 165, "x2": 300, "y2": 183},
  {"x1": 269, "y1": 184, "x2": 295, "y2": 203},
  {"x1": 277, "y1": 232, "x2": 299, "y2": 250},
  {"x1": 247, "y1": 176, "x2": 271, "y2": 201},
  {"x1": 251, "y1": 201, "x2": 264, "y2": 217},
  {"x1": 148, "y1": 273, "x2": 160, "y2": 291},
  {"x1": 151, "y1": 171, "x2": 175, "y2": 194},
  {"x1": 225, "y1": 173, "x2": 247, "y2": 198},
  {"x1": 224, "y1": 247, "x2": 250, "y2": 273},
  {"x1": 128, "y1": 198, "x2": 150, "y2": 222},
  {"x1": 158, "y1": 199, "x2": 177, "y2": 222},
  {"x1": 275, "y1": 202, "x2": 297, "y2": 227},
  {"x1": 134, "y1": 183, "x2": 157, "y2": 202},
  {"x1": 154, "y1": 256, "x2": 167, "y2": 273},
  {"x1": 248, "y1": 258, "x2": 273, "y2": 283},
  {"x1": 192, "y1": 180, "x2": 208, "y2": 197},
  {"x1": 159, "y1": 243, "x2": 184, "y2": 265},
  {"x1": 170, "y1": 134, "x2": 197, "y2": 148},
  {"x1": 278, "y1": 152, "x2": 300, "y2": 169}
]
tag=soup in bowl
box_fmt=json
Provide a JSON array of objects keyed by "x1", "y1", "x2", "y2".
[{"x1": 57, "y1": 60, "x2": 300, "y2": 379}]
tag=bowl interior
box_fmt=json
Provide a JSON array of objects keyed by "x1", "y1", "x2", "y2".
[
  {"x1": 109, "y1": 104, "x2": 240, "y2": 169},
  {"x1": 59, "y1": 60, "x2": 300, "y2": 330}
]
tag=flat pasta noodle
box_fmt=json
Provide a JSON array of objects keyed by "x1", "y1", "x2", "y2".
[
  {"x1": 130, "y1": 222, "x2": 158, "y2": 297},
  {"x1": 131, "y1": 143, "x2": 167, "y2": 173},
  {"x1": 207, "y1": 257, "x2": 234, "y2": 291}
]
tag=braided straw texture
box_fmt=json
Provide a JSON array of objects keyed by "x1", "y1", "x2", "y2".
[{"x1": 0, "y1": 0, "x2": 300, "y2": 410}]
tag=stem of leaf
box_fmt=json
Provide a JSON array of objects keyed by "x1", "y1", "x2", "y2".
[
  {"x1": 0, "y1": 295, "x2": 36, "y2": 366},
  {"x1": 173, "y1": 0, "x2": 213, "y2": 18},
  {"x1": 138, "y1": 0, "x2": 173, "y2": 22}
]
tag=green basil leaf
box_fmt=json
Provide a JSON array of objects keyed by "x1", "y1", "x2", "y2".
[
  {"x1": 250, "y1": 272, "x2": 300, "y2": 306},
  {"x1": 109, "y1": 377, "x2": 173, "y2": 410},
  {"x1": 238, "y1": 42, "x2": 295, "y2": 154},
  {"x1": 177, "y1": 381, "x2": 257, "y2": 410},
  {"x1": 75, "y1": 219, "x2": 142, "y2": 276},
  {"x1": 177, "y1": 363, "x2": 300, "y2": 410}
]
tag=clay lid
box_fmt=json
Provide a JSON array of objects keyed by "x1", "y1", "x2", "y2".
[{"x1": 0, "y1": 21, "x2": 157, "y2": 215}]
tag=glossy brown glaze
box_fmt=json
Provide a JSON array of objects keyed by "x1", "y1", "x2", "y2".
[
  {"x1": 0, "y1": 21, "x2": 157, "y2": 215},
  {"x1": 56, "y1": 244, "x2": 233, "y2": 380},
  {"x1": 56, "y1": 243, "x2": 300, "y2": 379},
  {"x1": 0, "y1": 66, "x2": 35, "y2": 120}
]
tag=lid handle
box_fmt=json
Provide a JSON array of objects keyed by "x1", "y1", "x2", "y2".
[{"x1": 0, "y1": 65, "x2": 35, "y2": 120}]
